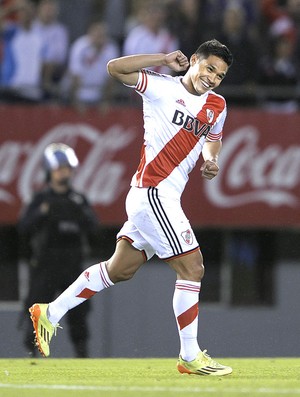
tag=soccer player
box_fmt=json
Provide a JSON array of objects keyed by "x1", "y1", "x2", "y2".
[{"x1": 29, "y1": 39, "x2": 233, "y2": 376}]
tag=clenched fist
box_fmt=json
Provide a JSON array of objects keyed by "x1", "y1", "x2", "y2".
[{"x1": 200, "y1": 160, "x2": 219, "y2": 180}]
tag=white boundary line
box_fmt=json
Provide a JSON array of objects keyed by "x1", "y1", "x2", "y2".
[{"x1": 1, "y1": 384, "x2": 300, "y2": 394}]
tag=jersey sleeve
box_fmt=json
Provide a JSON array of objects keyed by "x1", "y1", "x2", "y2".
[
  {"x1": 206, "y1": 107, "x2": 226, "y2": 141},
  {"x1": 134, "y1": 69, "x2": 169, "y2": 101},
  {"x1": 199, "y1": 93, "x2": 227, "y2": 142}
]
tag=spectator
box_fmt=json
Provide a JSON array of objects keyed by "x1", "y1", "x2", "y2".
[
  {"x1": 57, "y1": 0, "x2": 94, "y2": 44},
  {"x1": 32, "y1": 0, "x2": 69, "y2": 100},
  {"x1": 257, "y1": 34, "x2": 298, "y2": 112},
  {"x1": 260, "y1": 0, "x2": 298, "y2": 54},
  {"x1": 103, "y1": 0, "x2": 128, "y2": 49},
  {"x1": 166, "y1": 0, "x2": 205, "y2": 59},
  {"x1": 216, "y1": 1, "x2": 259, "y2": 105},
  {"x1": 18, "y1": 143, "x2": 100, "y2": 357},
  {"x1": 0, "y1": 0, "x2": 44, "y2": 102},
  {"x1": 203, "y1": 0, "x2": 259, "y2": 40},
  {"x1": 261, "y1": 0, "x2": 295, "y2": 35},
  {"x1": 281, "y1": 0, "x2": 300, "y2": 76},
  {"x1": 122, "y1": 0, "x2": 179, "y2": 74},
  {"x1": 0, "y1": 0, "x2": 20, "y2": 23},
  {"x1": 62, "y1": 21, "x2": 119, "y2": 110}
]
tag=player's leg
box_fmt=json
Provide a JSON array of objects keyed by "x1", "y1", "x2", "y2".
[
  {"x1": 168, "y1": 252, "x2": 232, "y2": 375},
  {"x1": 126, "y1": 187, "x2": 202, "y2": 360},
  {"x1": 106, "y1": 239, "x2": 147, "y2": 282},
  {"x1": 131, "y1": 187, "x2": 232, "y2": 375},
  {"x1": 47, "y1": 240, "x2": 144, "y2": 324},
  {"x1": 29, "y1": 240, "x2": 145, "y2": 357},
  {"x1": 168, "y1": 250, "x2": 204, "y2": 361}
]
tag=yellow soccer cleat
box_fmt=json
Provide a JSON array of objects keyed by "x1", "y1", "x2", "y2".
[
  {"x1": 177, "y1": 350, "x2": 233, "y2": 376},
  {"x1": 28, "y1": 303, "x2": 60, "y2": 357}
]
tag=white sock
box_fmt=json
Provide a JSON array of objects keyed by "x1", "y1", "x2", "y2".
[
  {"x1": 48, "y1": 262, "x2": 113, "y2": 325},
  {"x1": 173, "y1": 280, "x2": 201, "y2": 362}
]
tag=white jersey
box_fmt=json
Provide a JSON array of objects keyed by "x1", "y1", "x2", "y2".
[
  {"x1": 123, "y1": 26, "x2": 178, "y2": 74},
  {"x1": 10, "y1": 28, "x2": 43, "y2": 88},
  {"x1": 68, "y1": 35, "x2": 119, "y2": 102},
  {"x1": 32, "y1": 20, "x2": 68, "y2": 64},
  {"x1": 130, "y1": 69, "x2": 227, "y2": 196}
]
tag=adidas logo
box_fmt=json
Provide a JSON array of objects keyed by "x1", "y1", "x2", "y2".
[{"x1": 176, "y1": 98, "x2": 186, "y2": 107}]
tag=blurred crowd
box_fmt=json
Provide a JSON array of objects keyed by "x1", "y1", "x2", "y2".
[{"x1": 1, "y1": 0, "x2": 300, "y2": 111}]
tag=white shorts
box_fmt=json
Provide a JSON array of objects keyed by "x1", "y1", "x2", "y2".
[{"x1": 117, "y1": 187, "x2": 199, "y2": 261}]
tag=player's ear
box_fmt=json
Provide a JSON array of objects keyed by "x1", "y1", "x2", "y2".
[{"x1": 190, "y1": 54, "x2": 198, "y2": 66}]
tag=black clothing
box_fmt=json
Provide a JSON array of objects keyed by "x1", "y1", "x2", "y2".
[{"x1": 18, "y1": 186, "x2": 99, "y2": 357}]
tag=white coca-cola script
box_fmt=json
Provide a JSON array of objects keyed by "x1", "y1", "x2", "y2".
[
  {"x1": 0, "y1": 122, "x2": 299, "y2": 217},
  {"x1": 205, "y1": 125, "x2": 299, "y2": 208},
  {"x1": 0, "y1": 122, "x2": 135, "y2": 205}
]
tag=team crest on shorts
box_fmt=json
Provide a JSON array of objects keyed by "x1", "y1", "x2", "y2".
[{"x1": 181, "y1": 229, "x2": 193, "y2": 245}]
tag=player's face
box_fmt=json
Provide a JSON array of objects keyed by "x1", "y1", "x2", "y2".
[{"x1": 188, "y1": 55, "x2": 228, "y2": 95}]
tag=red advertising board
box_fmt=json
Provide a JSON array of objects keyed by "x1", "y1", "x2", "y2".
[{"x1": 0, "y1": 105, "x2": 299, "y2": 227}]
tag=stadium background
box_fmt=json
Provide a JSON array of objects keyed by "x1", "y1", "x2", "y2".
[{"x1": 0, "y1": 0, "x2": 300, "y2": 358}]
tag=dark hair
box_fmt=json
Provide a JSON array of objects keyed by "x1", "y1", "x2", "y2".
[{"x1": 195, "y1": 39, "x2": 233, "y2": 67}]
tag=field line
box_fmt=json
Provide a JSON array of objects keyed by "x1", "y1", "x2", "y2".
[{"x1": 0, "y1": 384, "x2": 300, "y2": 394}]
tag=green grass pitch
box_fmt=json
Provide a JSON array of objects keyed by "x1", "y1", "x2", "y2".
[{"x1": 0, "y1": 358, "x2": 299, "y2": 397}]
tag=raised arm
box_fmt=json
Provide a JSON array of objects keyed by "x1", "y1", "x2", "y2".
[{"x1": 107, "y1": 51, "x2": 189, "y2": 86}]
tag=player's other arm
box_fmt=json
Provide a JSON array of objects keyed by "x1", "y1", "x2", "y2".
[
  {"x1": 200, "y1": 140, "x2": 222, "y2": 180},
  {"x1": 107, "y1": 51, "x2": 189, "y2": 86}
]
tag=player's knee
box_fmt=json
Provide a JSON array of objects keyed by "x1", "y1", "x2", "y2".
[
  {"x1": 106, "y1": 261, "x2": 137, "y2": 283},
  {"x1": 198, "y1": 262, "x2": 205, "y2": 280},
  {"x1": 188, "y1": 262, "x2": 205, "y2": 281},
  {"x1": 112, "y1": 269, "x2": 135, "y2": 283},
  {"x1": 173, "y1": 261, "x2": 204, "y2": 282}
]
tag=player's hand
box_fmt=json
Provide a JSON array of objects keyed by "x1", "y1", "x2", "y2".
[
  {"x1": 200, "y1": 160, "x2": 219, "y2": 180},
  {"x1": 165, "y1": 51, "x2": 189, "y2": 72}
]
